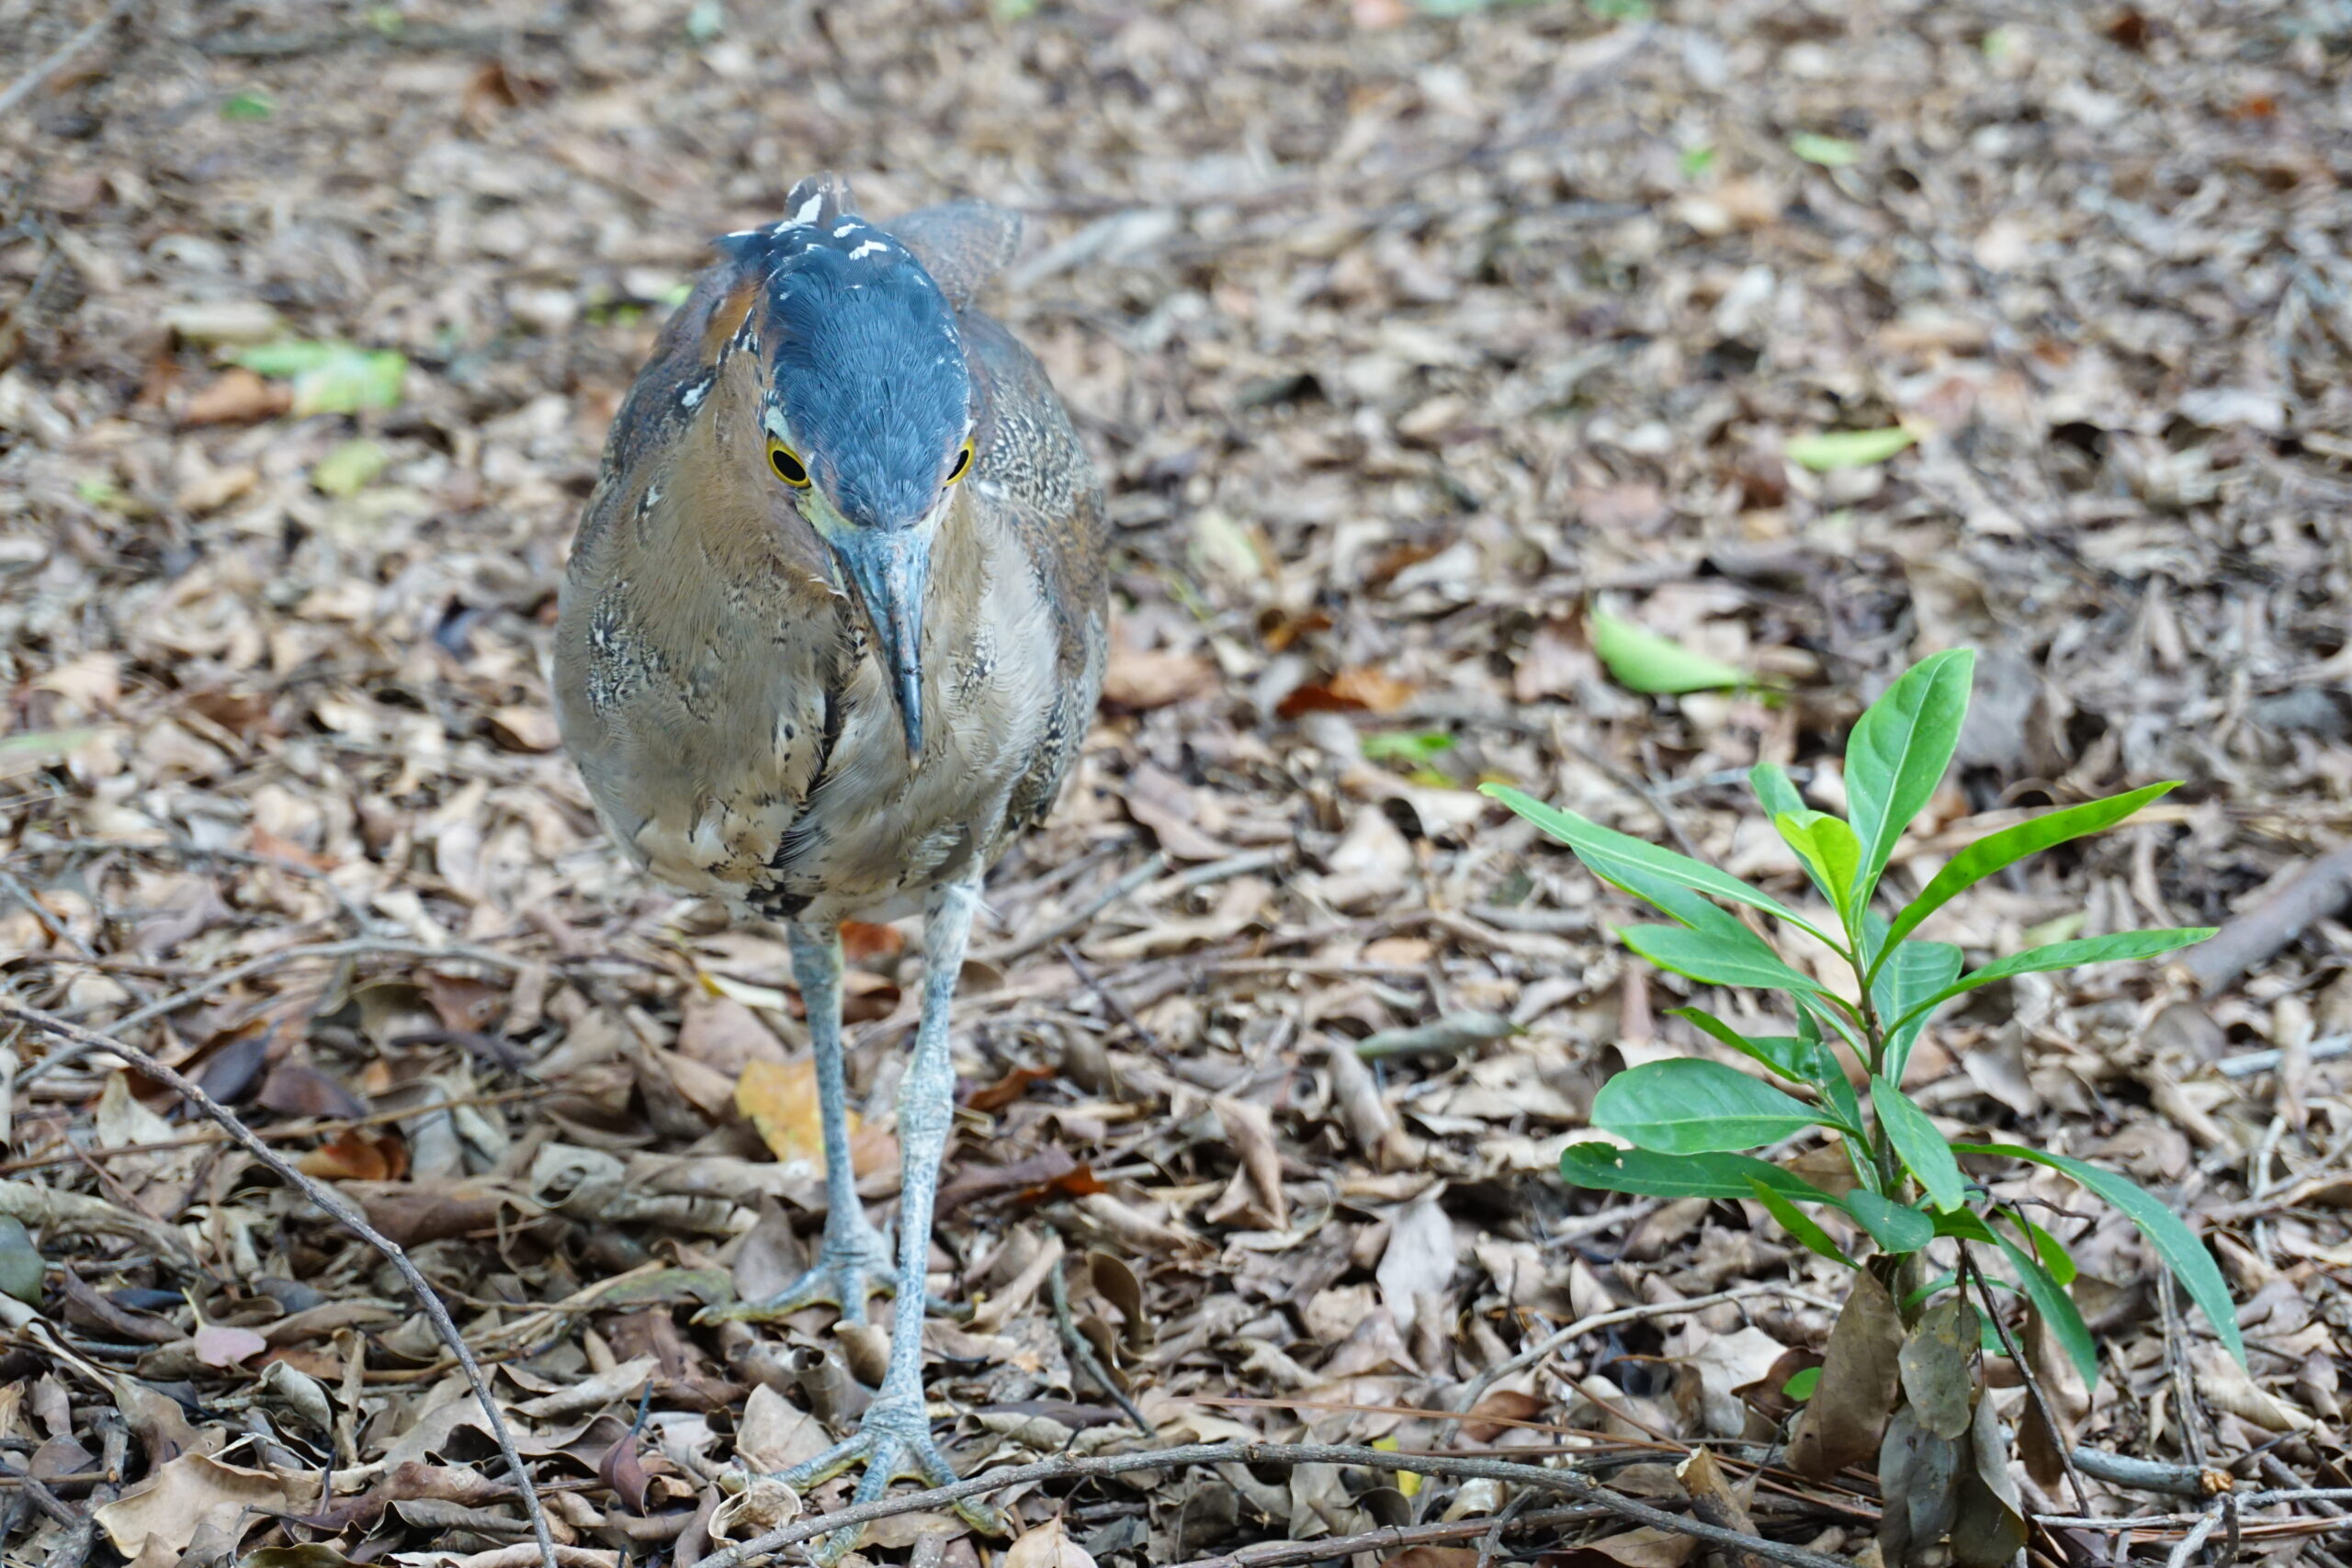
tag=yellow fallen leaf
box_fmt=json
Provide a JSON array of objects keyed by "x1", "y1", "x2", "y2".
[{"x1": 736, "y1": 1057, "x2": 853, "y2": 1172}]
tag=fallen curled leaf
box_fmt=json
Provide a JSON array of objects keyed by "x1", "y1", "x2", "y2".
[
  {"x1": 1276, "y1": 664, "x2": 1416, "y2": 718},
  {"x1": 95, "y1": 1451, "x2": 319, "y2": 1568},
  {"x1": 179, "y1": 367, "x2": 291, "y2": 426},
  {"x1": 1102, "y1": 642, "x2": 1218, "y2": 709},
  {"x1": 736, "y1": 1056, "x2": 849, "y2": 1172},
  {"x1": 295, "y1": 1132, "x2": 408, "y2": 1182},
  {"x1": 967, "y1": 1064, "x2": 1054, "y2": 1113},
  {"x1": 840, "y1": 919, "x2": 905, "y2": 962},
  {"x1": 193, "y1": 1321, "x2": 269, "y2": 1369},
  {"x1": 1786, "y1": 1268, "x2": 1903, "y2": 1480},
  {"x1": 1460, "y1": 1388, "x2": 1548, "y2": 1441},
  {"x1": 1018, "y1": 1163, "x2": 1107, "y2": 1204},
  {"x1": 1004, "y1": 1517, "x2": 1099, "y2": 1568}
]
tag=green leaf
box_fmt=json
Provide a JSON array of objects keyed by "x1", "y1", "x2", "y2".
[
  {"x1": 1782, "y1": 1366, "x2": 1821, "y2": 1401},
  {"x1": 232, "y1": 341, "x2": 406, "y2": 414},
  {"x1": 1669, "y1": 1008, "x2": 1817, "y2": 1085},
  {"x1": 1841, "y1": 1189, "x2": 1934, "y2": 1254},
  {"x1": 1481, "y1": 784, "x2": 1828, "y2": 942},
  {"x1": 1872, "y1": 1077, "x2": 1968, "y2": 1213},
  {"x1": 1595, "y1": 1060, "x2": 1828, "y2": 1154},
  {"x1": 1954, "y1": 1144, "x2": 2245, "y2": 1363},
  {"x1": 2008, "y1": 1212, "x2": 2077, "y2": 1287},
  {"x1": 1747, "y1": 763, "x2": 1829, "y2": 898},
  {"x1": 1889, "y1": 928, "x2": 2217, "y2": 1035},
  {"x1": 1882, "y1": 783, "x2": 2181, "y2": 954},
  {"x1": 1750, "y1": 1179, "x2": 1852, "y2": 1265},
  {"x1": 1872, "y1": 939, "x2": 1963, "y2": 1081},
  {"x1": 1620, "y1": 923, "x2": 1827, "y2": 998},
  {"x1": 1786, "y1": 427, "x2": 1915, "y2": 470},
  {"x1": 1777, "y1": 810, "x2": 1862, "y2": 925},
  {"x1": 221, "y1": 89, "x2": 275, "y2": 121},
  {"x1": 1589, "y1": 609, "x2": 1747, "y2": 694},
  {"x1": 1679, "y1": 144, "x2": 1716, "y2": 178},
  {"x1": 1561, "y1": 1142, "x2": 1836, "y2": 1202},
  {"x1": 1844, "y1": 649, "x2": 1974, "y2": 908},
  {"x1": 1362, "y1": 730, "x2": 1455, "y2": 764},
  {"x1": 1985, "y1": 1229, "x2": 2099, "y2": 1384},
  {"x1": 1789, "y1": 131, "x2": 1860, "y2": 166},
  {"x1": 312, "y1": 439, "x2": 389, "y2": 498}
]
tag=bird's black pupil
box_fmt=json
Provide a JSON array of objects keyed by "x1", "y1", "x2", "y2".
[
  {"x1": 950, "y1": 446, "x2": 970, "y2": 479},
  {"x1": 773, "y1": 447, "x2": 804, "y2": 483}
]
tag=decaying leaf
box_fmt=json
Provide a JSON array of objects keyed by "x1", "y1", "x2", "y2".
[{"x1": 1787, "y1": 1269, "x2": 1905, "y2": 1479}]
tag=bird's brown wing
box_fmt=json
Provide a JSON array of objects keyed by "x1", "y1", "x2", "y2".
[{"x1": 890, "y1": 201, "x2": 1023, "y2": 313}]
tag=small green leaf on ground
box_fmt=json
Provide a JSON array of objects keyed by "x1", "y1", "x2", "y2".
[
  {"x1": 1679, "y1": 145, "x2": 1716, "y2": 177},
  {"x1": 1362, "y1": 729, "x2": 1454, "y2": 764},
  {"x1": 233, "y1": 342, "x2": 407, "y2": 414},
  {"x1": 1589, "y1": 609, "x2": 1747, "y2": 694},
  {"x1": 222, "y1": 90, "x2": 275, "y2": 121},
  {"x1": 1782, "y1": 1366, "x2": 1821, "y2": 1401},
  {"x1": 312, "y1": 439, "x2": 390, "y2": 497},
  {"x1": 1588, "y1": 0, "x2": 1653, "y2": 18},
  {"x1": 1790, "y1": 131, "x2": 1860, "y2": 165},
  {"x1": 1785, "y1": 425, "x2": 1917, "y2": 470}
]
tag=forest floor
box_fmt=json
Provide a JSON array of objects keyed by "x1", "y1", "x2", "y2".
[{"x1": 2, "y1": 0, "x2": 2350, "y2": 1563}]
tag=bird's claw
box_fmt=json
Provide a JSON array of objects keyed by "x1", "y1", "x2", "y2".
[
  {"x1": 695, "y1": 1220, "x2": 897, "y2": 1326},
  {"x1": 776, "y1": 1393, "x2": 1005, "y2": 1564}
]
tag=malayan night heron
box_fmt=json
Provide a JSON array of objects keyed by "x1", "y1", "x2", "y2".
[{"x1": 553, "y1": 173, "x2": 1107, "y2": 1556}]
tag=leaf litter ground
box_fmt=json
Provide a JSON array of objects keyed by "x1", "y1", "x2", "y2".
[{"x1": 1, "y1": 0, "x2": 2348, "y2": 1563}]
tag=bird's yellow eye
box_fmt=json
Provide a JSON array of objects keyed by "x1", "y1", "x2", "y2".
[
  {"x1": 768, "y1": 438, "x2": 810, "y2": 488},
  {"x1": 945, "y1": 439, "x2": 975, "y2": 485}
]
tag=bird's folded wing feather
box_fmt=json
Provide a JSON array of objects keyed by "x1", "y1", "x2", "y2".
[{"x1": 890, "y1": 200, "x2": 1023, "y2": 311}]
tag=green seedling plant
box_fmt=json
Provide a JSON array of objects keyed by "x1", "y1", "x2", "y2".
[{"x1": 1483, "y1": 650, "x2": 2240, "y2": 1562}]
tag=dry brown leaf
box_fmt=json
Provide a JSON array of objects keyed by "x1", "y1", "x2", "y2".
[
  {"x1": 95, "y1": 1451, "x2": 319, "y2": 1568},
  {"x1": 1005, "y1": 1517, "x2": 1099, "y2": 1568},
  {"x1": 1787, "y1": 1269, "x2": 1904, "y2": 1480},
  {"x1": 735, "y1": 1056, "x2": 848, "y2": 1172}
]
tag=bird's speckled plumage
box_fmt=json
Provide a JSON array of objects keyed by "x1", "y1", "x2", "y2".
[{"x1": 553, "y1": 176, "x2": 1107, "y2": 929}]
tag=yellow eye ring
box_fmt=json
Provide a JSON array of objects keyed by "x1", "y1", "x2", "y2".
[
  {"x1": 767, "y1": 438, "x2": 810, "y2": 488},
  {"x1": 945, "y1": 438, "x2": 976, "y2": 485}
]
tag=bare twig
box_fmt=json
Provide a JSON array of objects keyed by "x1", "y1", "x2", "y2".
[
  {"x1": 2070, "y1": 1449, "x2": 2228, "y2": 1499},
  {"x1": 0, "y1": 1002, "x2": 560, "y2": 1568},
  {"x1": 1057, "y1": 940, "x2": 1164, "y2": 1055},
  {"x1": 17, "y1": 937, "x2": 529, "y2": 1083},
  {"x1": 1047, "y1": 1254, "x2": 1153, "y2": 1437},
  {"x1": 1163, "y1": 1503, "x2": 1620, "y2": 1568},
  {"x1": 0, "y1": 0, "x2": 137, "y2": 119},
  {"x1": 974, "y1": 852, "x2": 1165, "y2": 965},
  {"x1": 0, "y1": 1085, "x2": 551, "y2": 1175},
  {"x1": 2166, "y1": 1504, "x2": 2229, "y2": 1568},
  {"x1": 1436, "y1": 1283, "x2": 1842, "y2": 1450},
  {"x1": 1963, "y1": 1247, "x2": 2090, "y2": 1517},
  {"x1": 2188, "y1": 843, "x2": 2352, "y2": 994},
  {"x1": 2216, "y1": 1032, "x2": 2351, "y2": 1081},
  {"x1": 690, "y1": 1439, "x2": 1860, "y2": 1568}
]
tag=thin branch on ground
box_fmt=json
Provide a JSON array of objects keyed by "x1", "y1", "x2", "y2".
[
  {"x1": 0, "y1": 1084, "x2": 552, "y2": 1174},
  {"x1": 1165, "y1": 1501, "x2": 1623, "y2": 1568},
  {"x1": 1435, "y1": 1282, "x2": 1844, "y2": 1450},
  {"x1": 1047, "y1": 1253, "x2": 1153, "y2": 1437},
  {"x1": 689, "y1": 1438, "x2": 1864, "y2": 1568},
  {"x1": 973, "y1": 851, "x2": 1165, "y2": 965},
  {"x1": 0, "y1": 0, "x2": 138, "y2": 119},
  {"x1": 0, "y1": 1001, "x2": 560, "y2": 1568},
  {"x1": 16, "y1": 936, "x2": 531, "y2": 1083}
]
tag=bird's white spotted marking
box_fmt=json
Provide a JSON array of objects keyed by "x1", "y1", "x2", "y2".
[
  {"x1": 680, "y1": 378, "x2": 711, "y2": 410},
  {"x1": 790, "y1": 191, "x2": 826, "y2": 225},
  {"x1": 848, "y1": 240, "x2": 888, "y2": 260},
  {"x1": 832, "y1": 222, "x2": 862, "y2": 238}
]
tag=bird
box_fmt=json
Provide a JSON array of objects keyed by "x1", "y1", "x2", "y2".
[{"x1": 551, "y1": 172, "x2": 1107, "y2": 1555}]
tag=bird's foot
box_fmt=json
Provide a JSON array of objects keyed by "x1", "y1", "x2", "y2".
[
  {"x1": 696, "y1": 1217, "x2": 897, "y2": 1326},
  {"x1": 776, "y1": 1392, "x2": 1006, "y2": 1564}
]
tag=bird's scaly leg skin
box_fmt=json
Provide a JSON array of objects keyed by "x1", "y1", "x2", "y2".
[
  {"x1": 699, "y1": 922, "x2": 894, "y2": 1327},
  {"x1": 777, "y1": 877, "x2": 1005, "y2": 1563}
]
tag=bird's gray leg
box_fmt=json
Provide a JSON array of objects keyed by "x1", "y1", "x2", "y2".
[
  {"x1": 699, "y1": 921, "x2": 892, "y2": 1326},
  {"x1": 777, "y1": 875, "x2": 1004, "y2": 1561}
]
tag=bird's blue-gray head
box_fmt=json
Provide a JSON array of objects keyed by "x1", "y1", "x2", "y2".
[{"x1": 718, "y1": 175, "x2": 977, "y2": 759}]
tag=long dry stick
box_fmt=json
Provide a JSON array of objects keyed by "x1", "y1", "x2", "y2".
[
  {"x1": 17, "y1": 936, "x2": 528, "y2": 1084},
  {"x1": 1165, "y1": 1502, "x2": 1623, "y2": 1568},
  {"x1": 0, "y1": 1002, "x2": 559, "y2": 1568},
  {"x1": 688, "y1": 1439, "x2": 1862, "y2": 1568}
]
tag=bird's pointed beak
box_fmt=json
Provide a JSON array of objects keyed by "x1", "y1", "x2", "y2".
[{"x1": 828, "y1": 524, "x2": 930, "y2": 761}]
